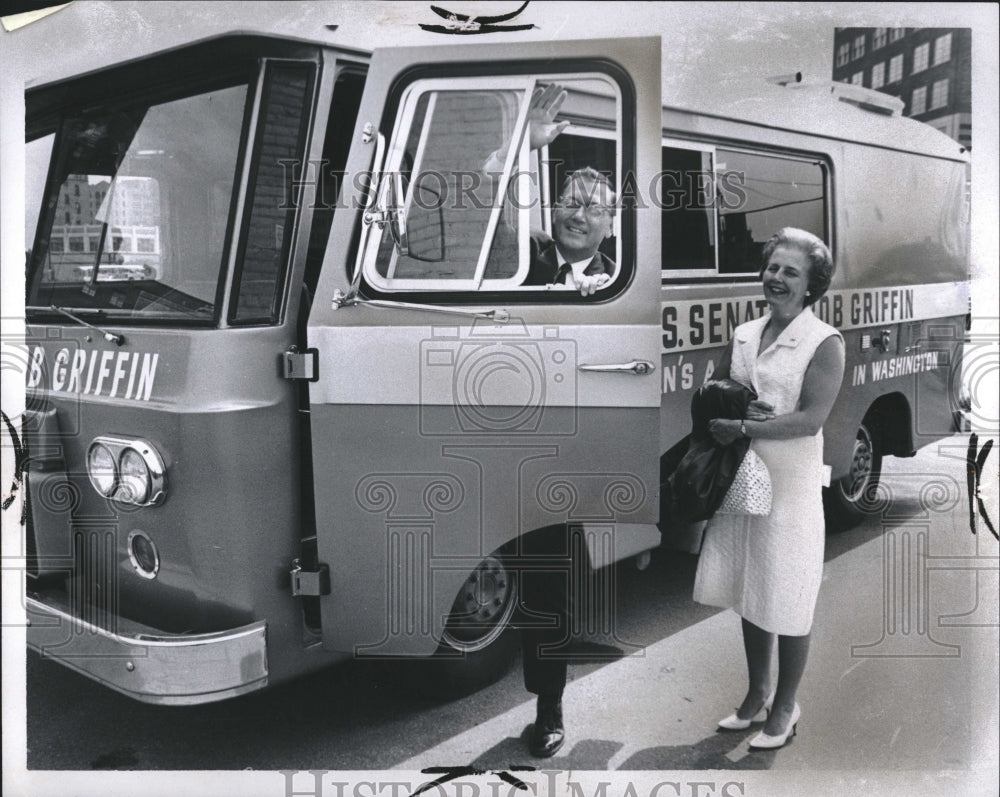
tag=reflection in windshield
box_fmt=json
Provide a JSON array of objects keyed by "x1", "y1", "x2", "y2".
[{"x1": 27, "y1": 84, "x2": 248, "y2": 321}]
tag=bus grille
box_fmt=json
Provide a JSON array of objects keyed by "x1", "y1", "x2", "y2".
[{"x1": 69, "y1": 527, "x2": 119, "y2": 632}]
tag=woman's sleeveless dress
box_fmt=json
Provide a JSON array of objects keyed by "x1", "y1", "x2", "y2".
[{"x1": 693, "y1": 307, "x2": 842, "y2": 636}]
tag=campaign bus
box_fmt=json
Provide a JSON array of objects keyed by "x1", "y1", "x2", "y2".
[{"x1": 18, "y1": 33, "x2": 969, "y2": 704}]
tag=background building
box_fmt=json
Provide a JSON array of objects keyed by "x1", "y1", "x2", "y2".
[{"x1": 832, "y1": 27, "x2": 971, "y2": 151}]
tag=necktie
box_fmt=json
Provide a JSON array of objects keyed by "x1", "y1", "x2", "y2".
[{"x1": 552, "y1": 262, "x2": 572, "y2": 286}]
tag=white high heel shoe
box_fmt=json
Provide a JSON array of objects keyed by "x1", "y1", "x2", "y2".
[
  {"x1": 717, "y1": 691, "x2": 775, "y2": 731},
  {"x1": 748, "y1": 702, "x2": 800, "y2": 749}
]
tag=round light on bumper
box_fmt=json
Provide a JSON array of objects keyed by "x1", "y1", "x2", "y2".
[
  {"x1": 128, "y1": 530, "x2": 159, "y2": 578},
  {"x1": 87, "y1": 443, "x2": 117, "y2": 496}
]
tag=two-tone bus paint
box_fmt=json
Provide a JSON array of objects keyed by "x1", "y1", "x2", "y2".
[{"x1": 19, "y1": 34, "x2": 968, "y2": 704}]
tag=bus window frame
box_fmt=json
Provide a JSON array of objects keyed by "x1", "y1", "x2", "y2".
[
  {"x1": 354, "y1": 61, "x2": 632, "y2": 305},
  {"x1": 227, "y1": 59, "x2": 318, "y2": 327},
  {"x1": 660, "y1": 139, "x2": 833, "y2": 283},
  {"x1": 360, "y1": 74, "x2": 536, "y2": 293},
  {"x1": 25, "y1": 71, "x2": 258, "y2": 328},
  {"x1": 660, "y1": 136, "x2": 720, "y2": 278}
]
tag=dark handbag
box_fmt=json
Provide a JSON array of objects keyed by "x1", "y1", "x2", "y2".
[{"x1": 662, "y1": 379, "x2": 756, "y2": 524}]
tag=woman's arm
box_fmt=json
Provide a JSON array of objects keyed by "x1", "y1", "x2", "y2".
[{"x1": 709, "y1": 335, "x2": 845, "y2": 445}]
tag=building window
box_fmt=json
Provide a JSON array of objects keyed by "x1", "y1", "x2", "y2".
[
  {"x1": 889, "y1": 28, "x2": 905, "y2": 42},
  {"x1": 873, "y1": 28, "x2": 887, "y2": 49},
  {"x1": 871, "y1": 62, "x2": 885, "y2": 89},
  {"x1": 888, "y1": 54, "x2": 903, "y2": 84},
  {"x1": 913, "y1": 42, "x2": 930, "y2": 73},
  {"x1": 851, "y1": 71, "x2": 864, "y2": 86},
  {"x1": 852, "y1": 35, "x2": 866, "y2": 60},
  {"x1": 934, "y1": 33, "x2": 952, "y2": 65},
  {"x1": 836, "y1": 42, "x2": 850, "y2": 67},
  {"x1": 911, "y1": 86, "x2": 927, "y2": 115},
  {"x1": 931, "y1": 78, "x2": 949, "y2": 109}
]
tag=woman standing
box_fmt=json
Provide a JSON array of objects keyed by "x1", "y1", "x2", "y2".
[{"x1": 693, "y1": 227, "x2": 846, "y2": 749}]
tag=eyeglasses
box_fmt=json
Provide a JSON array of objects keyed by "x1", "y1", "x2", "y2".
[{"x1": 555, "y1": 199, "x2": 614, "y2": 218}]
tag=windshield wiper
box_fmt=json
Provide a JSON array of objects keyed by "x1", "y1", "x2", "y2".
[
  {"x1": 331, "y1": 290, "x2": 509, "y2": 322},
  {"x1": 48, "y1": 305, "x2": 125, "y2": 346}
]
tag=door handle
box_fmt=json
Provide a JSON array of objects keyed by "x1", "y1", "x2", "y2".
[{"x1": 577, "y1": 360, "x2": 655, "y2": 376}]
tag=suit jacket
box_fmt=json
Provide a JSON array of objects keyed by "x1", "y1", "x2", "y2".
[{"x1": 521, "y1": 232, "x2": 615, "y2": 286}]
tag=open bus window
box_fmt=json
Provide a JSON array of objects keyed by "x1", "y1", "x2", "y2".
[
  {"x1": 660, "y1": 143, "x2": 716, "y2": 273},
  {"x1": 544, "y1": 128, "x2": 617, "y2": 266},
  {"x1": 27, "y1": 83, "x2": 248, "y2": 321},
  {"x1": 661, "y1": 144, "x2": 827, "y2": 277},
  {"x1": 359, "y1": 73, "x2": 623, "y2": 296}
]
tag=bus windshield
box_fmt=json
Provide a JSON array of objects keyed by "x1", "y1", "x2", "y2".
[{"x1": 26, "y1": 83, "x2": 248, "y2": 323}]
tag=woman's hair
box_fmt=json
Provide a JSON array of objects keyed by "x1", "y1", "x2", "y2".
[{"x1": 759, "y1": 227, "x2": 835, "y2": 306}]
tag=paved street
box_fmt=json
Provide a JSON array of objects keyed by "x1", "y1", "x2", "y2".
[{"x1": 17, "y1": 435, "x2": 1000, "y2": 795}]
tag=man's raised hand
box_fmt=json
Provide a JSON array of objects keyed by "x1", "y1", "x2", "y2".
[{"x1": 528, "y1": 84, "x2": 570, "y2": 151}]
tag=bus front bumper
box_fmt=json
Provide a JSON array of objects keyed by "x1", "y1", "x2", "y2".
[{"x1": 26, "y1": 594, "x2": 268, "y2": 705}]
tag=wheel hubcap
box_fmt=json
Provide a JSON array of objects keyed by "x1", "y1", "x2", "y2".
[
  {"x1": 843, "y1": 426, "x2": 874, "y2": 501},
  {"x1": 441, "y1": 555, "x2": 516, "y2": 653}
]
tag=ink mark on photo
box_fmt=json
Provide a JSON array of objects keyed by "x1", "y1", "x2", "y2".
[
  {"x1": 966, "y1": 433, "x2": 997, "y2": 540},
  {"x1": 2, "y1": 409, "x2": 26, "y2": 516},
  {"x1": 412, "y1": 765, "x2": 536, "y2": 796},
  {"x1": 419, "y1": 2, "x2": 534, "y2": 35}
]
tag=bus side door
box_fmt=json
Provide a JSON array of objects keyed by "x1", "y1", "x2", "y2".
[{"x1": 307, "y1": 37, "x2": 662, "y2": 657}]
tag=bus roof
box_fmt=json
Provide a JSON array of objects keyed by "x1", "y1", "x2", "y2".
[
  {"x1": 29, "y1": 30, "x2": 966, "y2": 165},
  {"x1": 664, "y1": 80, "x2": 968, "y2": 163}
]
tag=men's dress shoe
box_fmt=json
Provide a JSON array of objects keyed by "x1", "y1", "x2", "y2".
[
  {"x1": 717, "y1": 691, "x2": 775, "y2": 730},
  {"x1": 749, "y1": 702, "x2": 800, "y2": 750},
  {"x1": 529, "y1": 699, "x2": 565, "y2": 758}
]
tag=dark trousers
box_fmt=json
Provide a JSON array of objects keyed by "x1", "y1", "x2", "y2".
[{"x1": 518, "y1": 524, "x2": 579, "y2": 698}]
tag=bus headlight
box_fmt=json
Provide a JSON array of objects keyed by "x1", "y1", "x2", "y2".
[
  {"x1": 86, "y1": 436, "x2": 166, "y2": 506},
  {"x1": 119, "y1": 448, "x2": 151, "y2": 504},
  {"x1": 87, "y1": 443, "x2": 118, "y2": 496}
]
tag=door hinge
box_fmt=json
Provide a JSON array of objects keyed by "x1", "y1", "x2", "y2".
[
  {"x1": 282, "y1": 347, "x2": 319, "y2": 381},
  {"x1": 290, "y1": 559, "x2": 330, "y2": 596}
]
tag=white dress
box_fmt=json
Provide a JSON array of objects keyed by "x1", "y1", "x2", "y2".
[{"x1": 692, "y1": 307, "x2": 842, "y2": 636}]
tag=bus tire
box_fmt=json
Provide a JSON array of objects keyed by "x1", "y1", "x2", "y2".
[
  {"x1": 823, "y1": 420, "x2": 883, "y2": 532},
  {"x1": 404, "y1": 554, "x2": 520, "y2": 698}
]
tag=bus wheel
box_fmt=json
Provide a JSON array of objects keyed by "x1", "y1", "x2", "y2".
[
  {"x1": 824, "y1": 421, "x2": 883, "y2": 532},
  {"x1": 409, "y1": 554, "x2": 519, "y2": 698}
]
